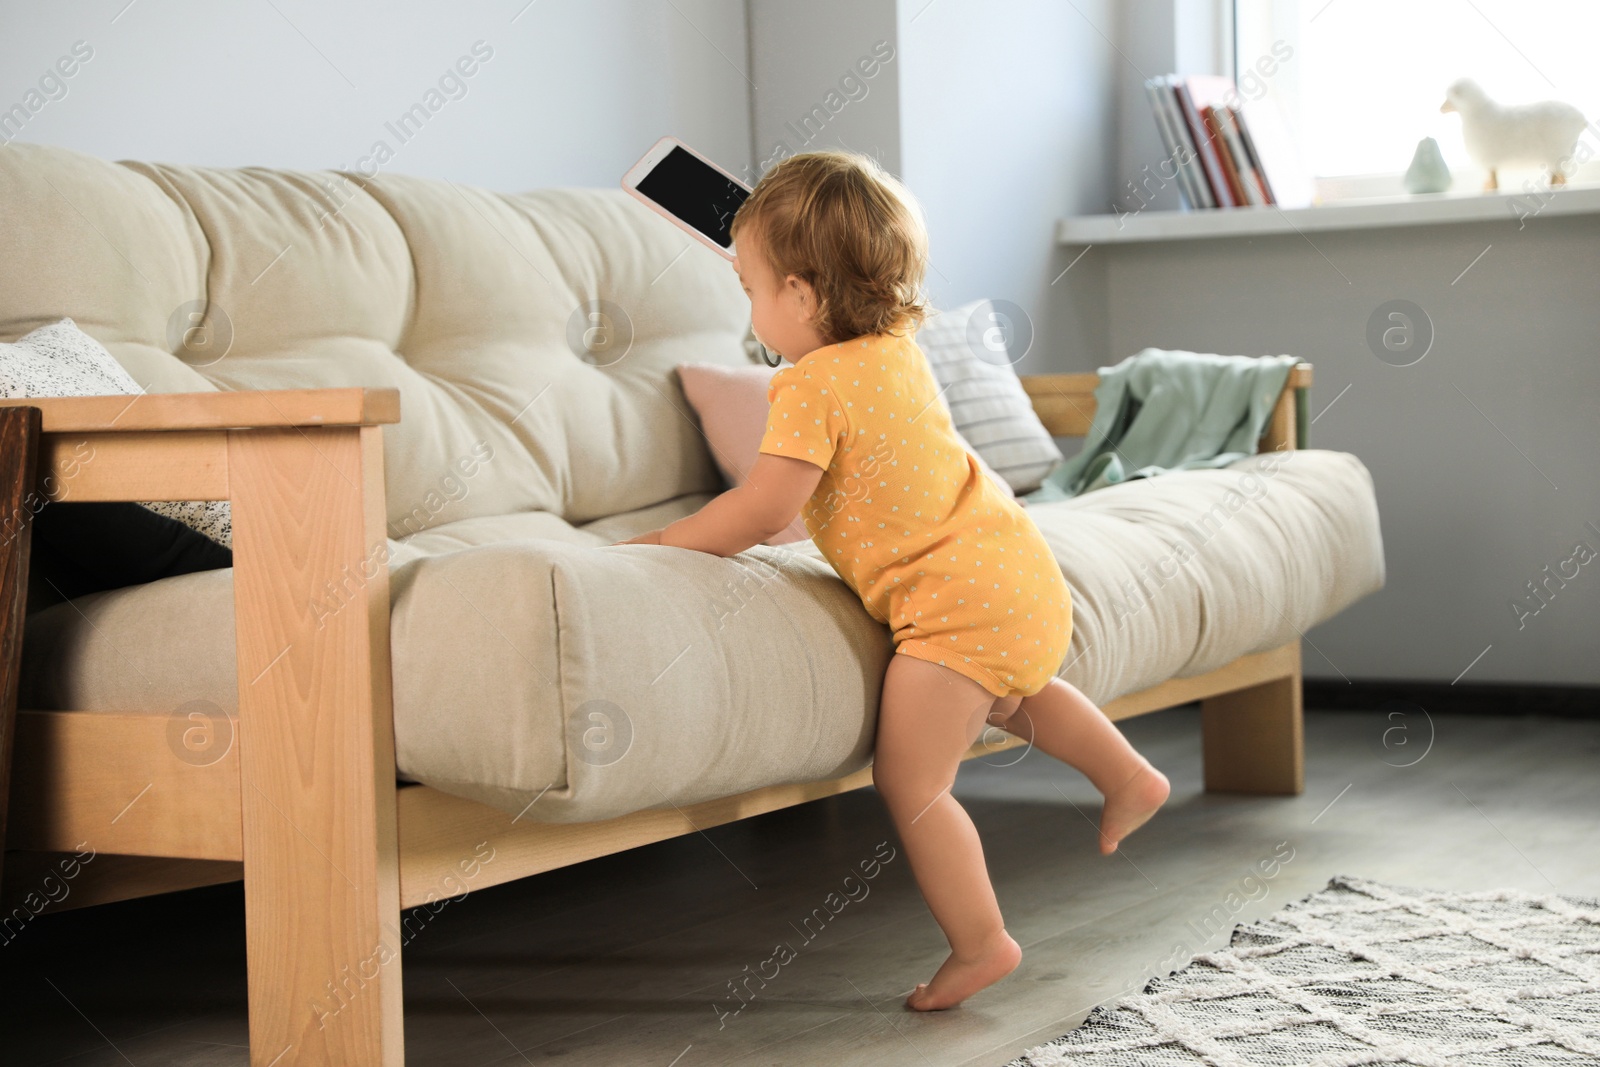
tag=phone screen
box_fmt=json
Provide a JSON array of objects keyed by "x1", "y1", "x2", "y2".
[{"x1": 634, "y1": 146, "x2": 750, "y2": 251}]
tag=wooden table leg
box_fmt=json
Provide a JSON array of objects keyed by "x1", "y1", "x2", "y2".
[{"x1": 0, "y1": 405, "x2": 42, "y2": 890}]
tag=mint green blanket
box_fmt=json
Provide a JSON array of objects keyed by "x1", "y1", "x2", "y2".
[{"x1": 1021, "y1": 349, "x2": 1300, "y2": 504}]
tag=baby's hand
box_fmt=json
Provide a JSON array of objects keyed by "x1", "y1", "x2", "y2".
[{"x1": 612, "y1": 529, "x2": 663, "y2": 546}]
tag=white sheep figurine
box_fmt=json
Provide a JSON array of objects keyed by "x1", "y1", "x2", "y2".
[{"x1": 1440, "y1": 78, "x2": 1589, "y2": 191}]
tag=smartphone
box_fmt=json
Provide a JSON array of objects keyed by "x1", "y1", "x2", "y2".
[{"x1": 622, "y1": 136, "x2": 752, "y2": 261}]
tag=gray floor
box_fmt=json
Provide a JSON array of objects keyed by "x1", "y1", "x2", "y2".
[{"x1": 5, "y1": 703, "x2": 1598, "y2": 1066}]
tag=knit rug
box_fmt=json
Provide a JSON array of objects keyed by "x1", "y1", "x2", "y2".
[{"x1": 1007, "y1": 874, "x2": 1600, "y2": 1067}]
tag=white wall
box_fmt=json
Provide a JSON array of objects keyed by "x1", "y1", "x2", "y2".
[
  {"x1": 0, "y1": 0, "x2": 753, "y2": 190},
  {"x1": 896, "y1": 0, "x2": 1116, "y2": 374},
  {"x1": 746, "y1": 0, "x2": 901, "y2": 183},
  {"x1": 1114, "y1": 0, "x2": 1182, "y2": 216},
  {"x1": 747, "y1": 0, "x2": 1118, "y2": 374}
]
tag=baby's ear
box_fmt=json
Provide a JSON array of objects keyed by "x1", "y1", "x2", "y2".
[{"x1": 787, "y1": 273, "x2": 819, "y2": 320}]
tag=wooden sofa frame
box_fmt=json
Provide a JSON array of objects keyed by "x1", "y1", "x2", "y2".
[{"x1": 0, "y1": 362, "x2": 1312, "y2": 1065}]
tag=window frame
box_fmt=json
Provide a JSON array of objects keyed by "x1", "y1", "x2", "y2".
[{"x1": 1230, "y1": 0, "x2": 1600, "y2": 201}]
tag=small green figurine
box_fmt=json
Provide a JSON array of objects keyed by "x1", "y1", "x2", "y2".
[{"x1": 1404, "y1": 136, "x2": 1453, "y2": 194}]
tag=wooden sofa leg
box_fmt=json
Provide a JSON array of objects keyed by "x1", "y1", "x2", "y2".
[
  {"x1": 1200, "y1": 641, "x2": 1304, "y2": 795},
  {"x1": 230, "y1": 425, "x2": 404, "y2": 1066}
]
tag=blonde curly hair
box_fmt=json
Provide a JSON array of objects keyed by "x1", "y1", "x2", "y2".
[{"x1": 730, "y1": 149, "x2": 930, "y2": 346}]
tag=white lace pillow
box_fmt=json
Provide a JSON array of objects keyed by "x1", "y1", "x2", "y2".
[
  {"x1": 0, "y1": 318, "x2": 232, "y2": 548},
  {"x1": 913, "y1": 299, "x2": 1065, "y2": 494}
]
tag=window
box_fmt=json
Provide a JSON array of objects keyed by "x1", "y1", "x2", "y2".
[{"x1": 1234, "y1": 0, "x2": 1600, "y2": 197}]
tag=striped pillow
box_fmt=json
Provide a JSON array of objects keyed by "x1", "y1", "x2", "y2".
[{"x1": 913, "y1": 299, "x2": 1063, "y2": 494}]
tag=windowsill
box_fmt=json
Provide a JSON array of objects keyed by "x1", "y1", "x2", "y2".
[{"x1": 1056, "y1": 183, "x2": 1600, "y2": 245}]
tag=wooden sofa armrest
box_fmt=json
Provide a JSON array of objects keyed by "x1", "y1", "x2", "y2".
[{"x1": 1020, "y1": 361, "x2": 1314, "y2": 452}]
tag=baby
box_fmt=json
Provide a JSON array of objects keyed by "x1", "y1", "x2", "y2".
[{"x1": 614, "y1": 150, "x2": 1170, "y2": 1011}]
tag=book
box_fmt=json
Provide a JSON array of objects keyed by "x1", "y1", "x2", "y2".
[
  {"x1": 1171, "y1": 80, "x2": 1235, "y2": 207},
  {"x1": 1233, "y1": 92, "x2": 1315, "y2": 208},
  {"x1": 1229, "y1": 105, "x2": 1276, "y2": 205},
  {"x1": 1161, "y1": 76, "x2": 1214, "y2": 208},
  {"x1": 1202, "y1": 104, "x2": 1249, "y2": 205},
  {"x1": 1218, "y1": 105, "x2": 1269, "y2": 205},
  {"x1": 1142, "y1": 77, "x2": 1189, "y2": 207},
  {"x1": 1144, "y1": 77, "x2": 1211, "y2": 209}
]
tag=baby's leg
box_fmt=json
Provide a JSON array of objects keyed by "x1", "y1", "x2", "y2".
[
  {"x1": 872, "y1": 652, "x2": 1023, "y2": 1011},
  {"x1": 990, "y1": 676, "x2": 1170, "y2": 855}
]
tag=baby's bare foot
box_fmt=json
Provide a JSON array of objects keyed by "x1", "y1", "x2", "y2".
[
  {"x1": 904, "y1": 930, "x2": 1022, "y2": 1011},
  {"x1": 1098, "y1": 760, "x2": 1170, "y2": 855}
]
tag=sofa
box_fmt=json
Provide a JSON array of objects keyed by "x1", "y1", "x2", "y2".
[{"x1": 0, "y1": 141, "x2": 1385, "y2": 1065}]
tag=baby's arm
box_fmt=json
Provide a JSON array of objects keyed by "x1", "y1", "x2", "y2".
[{"x1": 656, "y1": 452, "x2": 824, "y2": 556}]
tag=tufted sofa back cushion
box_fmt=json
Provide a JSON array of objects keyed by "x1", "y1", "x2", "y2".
[{"x1": 0, "y1": 142, "x2": 754, "y2": 529}]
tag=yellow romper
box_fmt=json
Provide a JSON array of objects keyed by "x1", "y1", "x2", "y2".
[{"x1": 757, "y1": 331, "x2": 1073, "y2": 698}]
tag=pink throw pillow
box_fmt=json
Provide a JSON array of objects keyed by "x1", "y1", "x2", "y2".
[
  {"x1": 677, "y1": 361, "x2": 1017, "y2": 548},
  {"x1": 678, "y1": 362, "x2": 810, "y2": 544}
]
